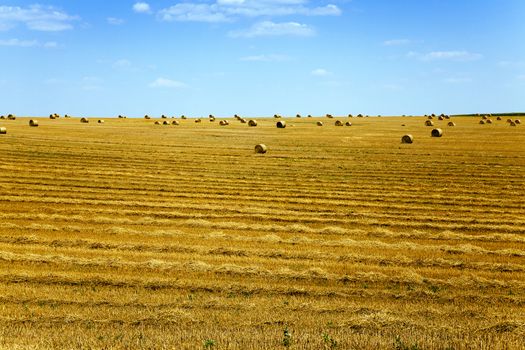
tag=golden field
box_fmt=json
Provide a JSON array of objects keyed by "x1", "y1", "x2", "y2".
[{"x1": 0, "y1": 115, "x2": 524, "y2": 349}]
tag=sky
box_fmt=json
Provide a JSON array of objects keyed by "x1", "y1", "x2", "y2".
[{"x1": 0, "y1": 0, "x2": 524, "y2": 117}]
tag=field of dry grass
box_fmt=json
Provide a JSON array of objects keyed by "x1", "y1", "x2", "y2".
[{"x1": 0, "y1": 114, "x2": 524, "y2": 349}]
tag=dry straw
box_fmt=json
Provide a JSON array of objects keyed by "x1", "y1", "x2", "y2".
[
  {"x1": 144, "y1": 115, "x2": 151, "y2": 119},
  {"x1": 172, "y1": 120, "x2": 180, "y2": 125},
  {"x1": 448, "y1": 122, "x2": 456, "y2": 126},
  {"x1": 195, "y1": 119, "x2": 201, "y2": 123},
  {"x1": 163, "y1": 120, "x2": 170, "y2": 125},
  {"x1": 7, "y1": 114, "x2": 16, "y2": 120},
  {"x1": 81, "y1": 117, "x2": 89, "y2": 123},
  {"x1": 255, "y1": 144, "x2": 267, "y2": 154},
  {"x1": 425, "y1": 120, "x2": 434, "y2": 126},
  {"x1": 0, "y1": 127, "x2": 6, "y2": 134},
  {"x1": 335, "y1": 120, "x2": 343, "y2": 126},
  {"x1": 29, "y1": 119, "x2": 39, "y2": 127},
  {"x1": 98, "y1": 120, "x2": 104, "y2": 124},
  {"x1": 431, "y1": 128, "x2": 443, "y2": 137},
  {"x1": 515, "y1": 119, "x2": 522, "y2": 124},
  {"x1": 326, "y1": 114, "x2": 333, "y2": 118},
  {"x1": 345, "y1": 121, "x2": 352, "y2": 126},
  {"x1": 479, "y1": 120, "x2": 486, "y2": 125},
  {"x1": 276, "y1": 120, "x2": 286, "y2": 128},
  {"x1": 317, "y1": 121, "x2": 323, "y2": 126},
  {"x1": 401, "y1": 134, "x2": 413, "y2": 144},
  {"x1": 248, "y1": 120, "x2": 257, "y2": 127}
]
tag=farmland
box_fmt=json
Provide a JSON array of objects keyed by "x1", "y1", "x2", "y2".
[{"x1": 0, "y1": 115, "x2": 524, "y2": 349}]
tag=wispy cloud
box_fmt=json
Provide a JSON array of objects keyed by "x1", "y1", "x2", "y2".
[
  {"x1": 0, "y1": 5, "x2": 78, "y2": 31},
  {"x1": 240, "y1": 54, "x2": 290, "y2": 62},
  {"x1": 149, "y1": 77, "x2": 187, "y2": 88},
  {"x1": 229, "y1": 21, "x2": 315, "y2": 38},
  {"x1": 311, "y1": 68, "x2": 331, "y2": 76},
  {"x1": 107, "y1": 17, "x2": 125, "y2": 25},
  {"x1": 157, "y1": 0, "x2": 340, "y2": 23},
  {"x1": 408, "y1": 50, "x2": 483, "y2": 62},
  {"x1": 133, "y1": 2, "x2": 152, "y2": 14},
  {"x1": 383, "y1": 39, "x2": 412, "y2": 46},
  {"x1": 0, "y1": 38, "x2": 57, "y2": 48}
]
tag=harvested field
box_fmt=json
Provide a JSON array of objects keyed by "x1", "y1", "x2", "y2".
[{"x1": 0, "y1": 116, "x2": 524, "y2": 349}]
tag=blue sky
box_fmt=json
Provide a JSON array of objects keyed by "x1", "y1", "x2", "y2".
[{"x1": 0, "y1": 0, "x2": 524, "y2": 117}]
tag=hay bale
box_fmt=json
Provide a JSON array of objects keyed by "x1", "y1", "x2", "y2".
[
  {"x1": 317, "y1": 121, "x2": 323, "y2": 126},
  {"x1": 248, "y1": 119, "x2": 257, "y2": 127},
  {"x1": 81, "y1": 117, "x2": 89, "y2": 123},
  {"x1": 348, "y1": 114, "x2": 353, "y2": 118},
  {"x1": 357, "y1": 114, "x2": 363, "y2": 118},
  {"x1": 428, "y1": 115, "x2": 434, "y2": 120},
  {"x1": 49, "y1": 114, "x2": 56, "y2": 119},
  {"x1": 219, "y1": 120, "x2": 229, "y2": 126},
  {"x1": 401, "y1": 134, "x2": 413, "y2": 144},
  {"x1": 431, "y1": 128, "x2": 443, "y2": 137},
  {"x1": 425, "y1": 120, "x2": 434, "y2": 126},
  {"x1": 98, "y1": 119, "x2": 104, "y2": 124},
  {"x1": 0, "y1": 116, "x2": 4, "y2": 119},
  {"x1": 234, "y1": 114, "x2": 240, "y2": 120},
  {"x1": 0, "y1": 127, "x2": 6, "y2": 134},
  {"x1": 154, "y1": 121, "x2": 161, "y2": 125},
  {"x1": 510, "y1": 121, "x2": 517, "y2": 126},
  {"x1": 296, "y1": 114, "x2": 301, "y2": 118},
  {"x1": 7, "y1": 114, "x2": 16, "y2": 120},
  {"x1": 181, "y1": 115, "x2": 187, "y2": 119},
  {"x1": 273, "y1": 114, "x2": 281, "y2": 119},
  {"x1": 144, "y1": 115, "x2": 151, "y2": 119},
  {"x1": 438, "y1": 116, "x2": 444, "y2": 120},
  {"x1": 209, "y1": 114, "x2": 214, "y2": 119},
  {"x1": 486, "y1": 119, "x2": 493, "y2": 124},
  {"x1": 195, "y1": 118, "x2": 202, "y2": 123},
  {"x1": 29, "y1": 119, "x2": 39, "y2": 127},
  {"x1": 497, "y1": 116, "x2": 502, "y2": 120},
  {"x1": 255, "y1": 144, "x2": 267, "y2": 154},
  {"x1": 345, "y1": 121, "x2": 352, "y2": 126},
  {"x1": 209, "y1": 117, "x2": 215, "y2": 122},
  {"x1": 307, "y1": 114, "x2": 312, "y2": 118},
  {"x1": 276, "y1": 121, "x2": 286, "y2": 128},
  {"x1": 482, "y1": 115, "x2": 488, "y2": 120},
  {"x1": 335, "y1": 120, "x2": 343, "y2": 126},
  {"x1": 161, "y1": 115, "x2": 167, "y2": 119},
  {"x1": 240, "y1": 118, "x2": 247, "y2": 124},
  {"x1": 326, "y1": 114, "x2": 333, "y2": 118},
  {"x1": 448, "y1": 122, "x2": 456, "y2": 126},
  {"x1": 163, "y1": 120, "x2": 170, "y2": 125},
  {"x1": 515, "y1": 119, "x2": 521, "y2": 124},
  {"x1": 506, "y1": 118, "x2": 513, "y2": 123},
  {"x1": 444, "y1": 115, "x2": 450, "y2": 119},
  {"x1": 64, "y1": 115, "x2": 71, "y2": 118},
  {"x1": 172, "y1": 120, "x2": 180, "y2": 125},
  {"x1": 479, "y1": 120, "x2": 485, "y2": 125}
]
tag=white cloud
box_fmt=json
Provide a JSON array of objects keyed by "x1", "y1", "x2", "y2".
[
  {"x1": 383, "y1": 39, "x2": 412, "y2": 46},
  {"x1": 133, "y1": 2, "x2": 152, "y2": 14},
  {"x1": 0, "y1": 5, "x2": 78, "y2": 31},
  {"x1": 311, "y1": 68, "x2": 331, "y2": 76},
  {"x1": 157, "y1": 0, "x2": 340, "y2": 22},
  {"x1": 149, "y1": 77, "x2": 187, "y2": 88},
  {"x1": 107, "y1": 17, "x2": 125, "y2": 25},
  {"x1": 229, "y1": 21, "x2": 315, "y2": 38},
  {"x1": 408, "y1": 50, "x2": 483, "y2": 62},
  {"x1": 0, "y1": 38, "x2": 58, "y2": 48},
  {"x1": 240, "y1": 54, "x2": 290, "y2": 62}
]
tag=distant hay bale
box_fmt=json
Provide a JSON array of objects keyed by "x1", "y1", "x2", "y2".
[
  {"x1": 219, "y1": 120, "x2": 229, "y2": 126},
  {"x1": 345, "y1": 121, "x2": 352, "y2": 126},
  {"x1": 335, "y1": 120, "x2": 343, "y2": 126},
  {"x1": 80, "y1": 117, "x2": 89, "y2": 123},
  {"x1": 276, "y1": 120, "x2": 286, "y2": 128},
  {"x1": 479, "y1": 120, "x2": 485, "y2": 125},
  {"x1": 118, "y1": 115, "x2": 127, "y2": 119},
  {"x1": 357, "y1": 114, "x2": 363, "y2": 118},
  {"x1": 0, "y1": 116, "x2": 4, "y2": 119},
  {"x1": 154, "y1": 121, "x2": 161, "y2": 125},
  {"x1": 161, "y1": 115, "x2": 167, "y2": 119},
  {"x1": 0, "y1": 127, "x2": 6, "y2": 134},
  {"x1": 195, "y1": 118, "x2": 201, "y2": 123},
  {"x1": 428, "y1": 115, "x2": 434, "y2": 120},
  {"x1": 438, "y1": 116, "x2": 444, "y2": 120},
  {"x1": 181, "y1": 115, "x2": 187, "y2": 119},
  {"x1": 234, "y1": 114, "x2": 240, "y2": 120},
  {"x1": 348, "y1": 114, "x2": 353, "y2": 118},
  {"x1": 240, "y1": 118, "x2": 247, "y2": 124},
  {"x1": 482, "y1": 115, "x2": 488, "y2": 120},
  {"x1": 144, "y1": 115, "x2": 151, "y2": 119},
  {"x1": 448, "y1": 121, "x2": 456, "y2": 126},
  {"x1": 98, "y1": 119, "x2": 104, "y2": 124},
  {"x1": 209, "y1": 114, "x2": 214, "y2": 119},
  {"x1": 431, "y1": 128, "x2": 443, "y2": 137},
  {"x1": 497, "y1": 116, "x2": 502, "y2": 120},
  {"x1": 49, "y1": 114, "x2": 56, "y2": 119},
  {"x1": 425, "y1": 120, "x2": 434, "y2": 126},
  {"x1": 509, "y1": 121, "x2": 517, "y2": 126},
  {"x1": 273, "y1": 114, "x2": 281, "y2": 118},
  {"x1": 248, "y1": 119, "x2": 257, "y2": 127},
  {"x1": 163, "y1": 120, "x2": 170, "y2": 125},
  {"x1": 29, "y1": 119, "x2": 39, "y2": 127},
  {"x1": 326, "y1": 114, "x2": 333, "y2": 118},
  {"x1": 444, "y1": 115, "x2": 450, "y2": 119},
  {"x1": 172, "y1": 120, "x2": 180, "y2": 125},
  {"x1": 515, "y1": 119, "x2": 521, "y2": 124},
  {"x1": 506, "y1": 118, "x2": 513, "y2": 123},
  {"x1": 296, "y1": 114, "x2": 301, "y2": 118},
  {"x1": 209, "y1": 117, "x2": 215, "y2": 122},
  {"x1": 7, "y1": 114, "x2": 16, "y2": 120},
  {"x1": 317, "y1": 121, "x2": 323, "y2": 126},
  {"x1": 401, "y1": 134, "x2": 413, "y2": 144},
  {"x1": 64, "y1": 115, "x2": 71, "y2": 118},
  {"x1": 486, "y1": 119, "x2": 493, "y2": 124},
  {"x1": 255, "y1": 144, "x2": 267, "y2": 154},
  {"x1": 307, "y1": 114, "x2": 312, "y2": 118},
  {"x1": 431, "y1": 113, "x2": 436, "y2": 118}
]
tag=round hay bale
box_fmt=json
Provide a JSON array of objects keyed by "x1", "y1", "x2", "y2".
[
  {"x1": 486, "y1": 119, "x2": 493, "y2": 124},
  {"x1": 479, "y1": 120, "x2": 485, "y2": 125},
  {"x1": 144, "y1": 115, "x2": 151, "y2": 119},
  {"x1": 515, "y1": 119, "x2": 521, "y2": 124},
  {"x1": 357, "y1": 114, "x2": 363, "y2": 118},
  {"x1": 497, "y1": 116, "x2": 502, "y2": 120},
  {"x1": 0, "y1": 116, "x2": 4, "y2": 119},
  {"x1": 428, "y1": 115, "x2": 433, "y2": 120},
  {"x1": 348, "y1": 114, "x2": 353, "y2": 118},
  {"x1": 448, "y1": 121, "x2": 456, "y2": 126},
  {"x1": 248, "y1": 119, "x2": 257, "y2": 127},
  {"x1": 401, "y1": 134, "x2": 413, "y2": 144},
  {"x1": 219, "y1": 120, "x2": 229, "y2": 126},
  {"x1": 7, "y1": 114, "x2": 16, "y2": 120},
  {"x1": 506, "y1": 118, "x2": 513, "y2": 123},
  {"x1": 317, "y1": 121, "x2": 323, "y2": 126},
  {"x1": 163, "y1": 120, "x2": 170, "y2": 125},
  {"x1": 234, "y1": 114, "x2": 240, "y2": 120},
  {"x1": 307, "y1": 114, "x2": 312, "y2": 118},
  {"x1": 240, "y1": 118, "x2": 247, "y2": 124},
  {"x1": 64, "y1": 115, "x2": 71, "y2": 118},
  {"x1": 296, "y1": 114, "x2": 301, "y2": 118},
  {"x1": 482, "y1": 115, "x2": 488, "y2": 120},
  {"x1": 0, "y1": 127, "x2": 6, "y2": 134},
  {"x1": 29, "y1": 119, "x2": 39, "y2": 127},
  {"x1": 209, "y1": 117, "x2": 215, "y2": 122},
  {"x1": 425, "y1": 120, "x2": 434, "y2": 126},
  {"x1": 444, "y1": 115, "x2": 450, "y2": 119},
  {"x1": 81, "y1": 117, "x2": 89, "y2": 123},
  {"x1": 345, "y1": 121, "x2": 352, "y2": 126},
  {"x1": 49, "y1": 114, "x2": 56, "y2": 119},
  {"x1": 98, "y1": 119, "x2": 104, "y2": 124},
  {"x1": 172, "y1": 120, "x2": 180, "y2": 125},
  {"x1": 161, "y1": 115, "x2": 168, "y2": 119},
  {"x1": 326, "y1": 114, "x2": 333, "y2": 118},
  {"x1": 255, "y1": 144, "x2": 267, "y2": 154},
  {"x1": 335, "y1": 120, "x2": 343, "y2": 126},
  {"x1": 181, "y1": 115, "x2": 187, "y2": 119},
  {"x1": 209, "y1": 114, "x2": 214, "y2": 119},
  {"x1": 438, "y1": 116, "x2": 444, "y2": 120},
  {"x1": 431, "y1": 128, "x2": 443, "y2": 137},
  {"x1": 510, "y1": 121, "x2": 517, "y2": 126},
  {"x1": 154, "y1": 121, "x2": 161, "y2": 125},
  {"x1": 276, "y1": 121, "x2": 286, "y2": 128},
  {"x1": 195, "y1": 118, "x2": 201, "y2": 123},
  {"x1": 273, "y1": 114, "x2": 281, "y2": 119}
]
